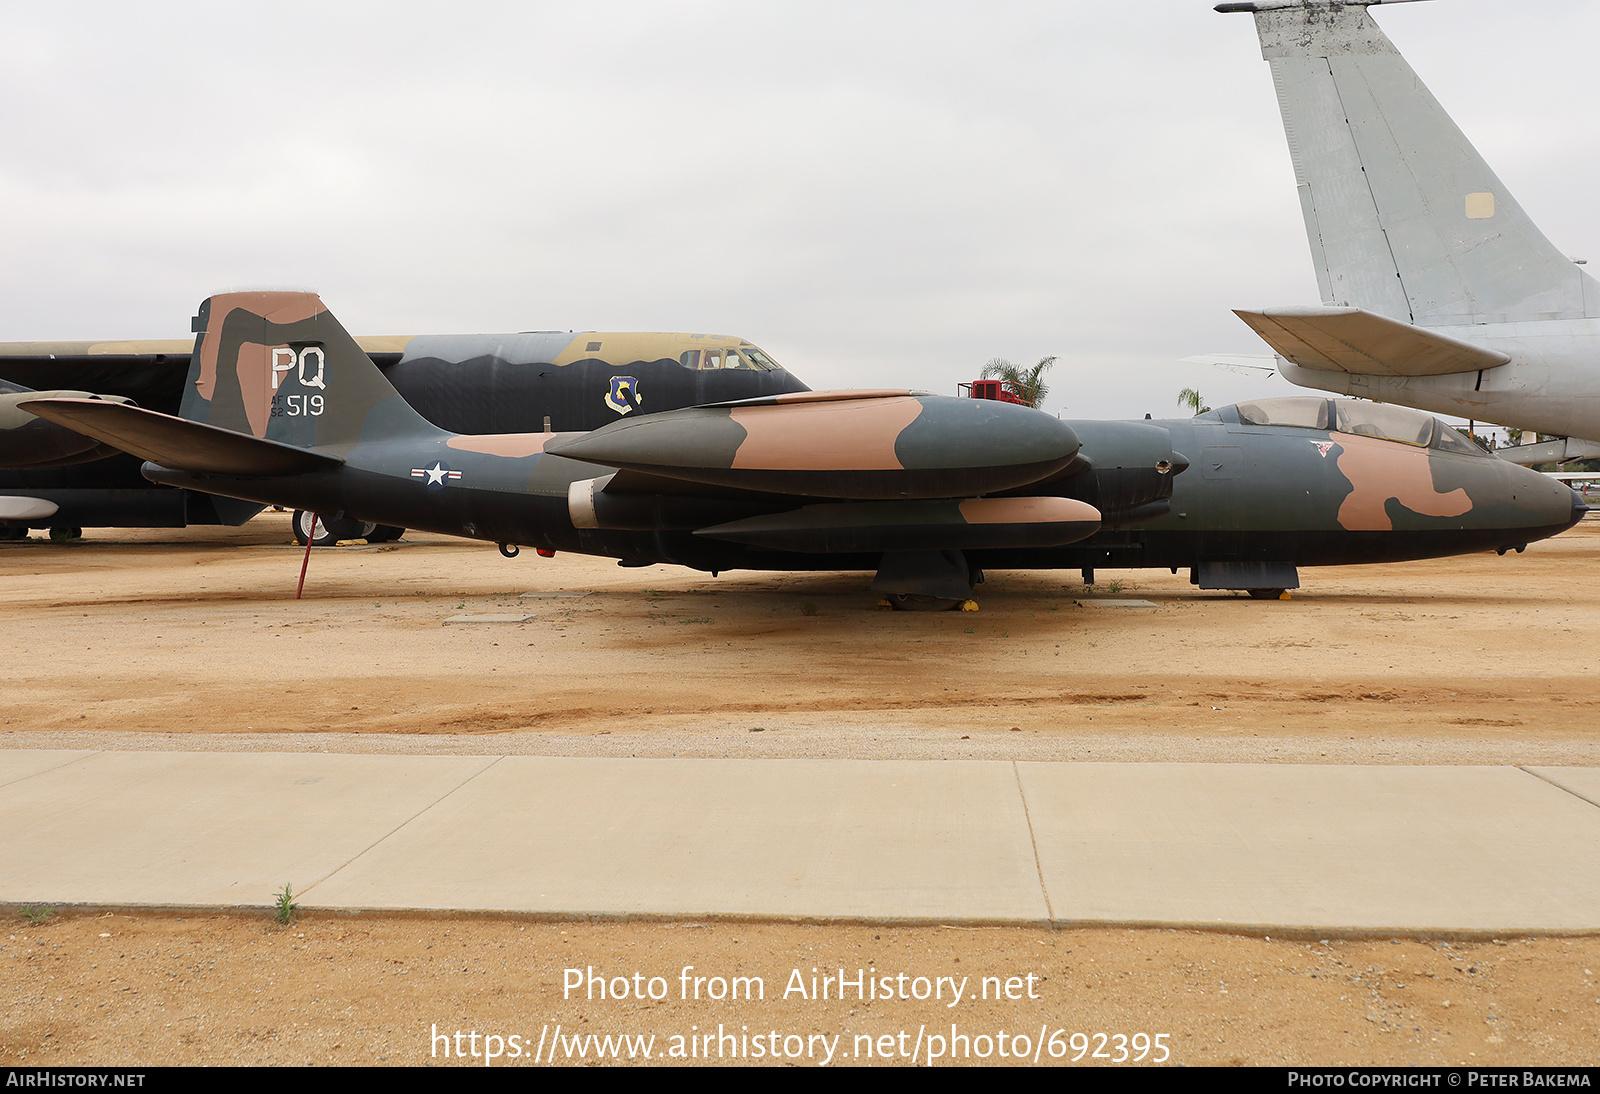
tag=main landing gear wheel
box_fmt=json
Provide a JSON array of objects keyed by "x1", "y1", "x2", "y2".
[
  {"x1": 885, "y1": 593, "x2": 966, "y2": 612},
  {"x1": 48, "y1": 526, "x2": 82, "y2": 542},
  {"x1": 291, "y1": 510, "x2": 375, "y2": 547},
  {"x1": 0, "y1": 526, "x2": 28, "y2": 541},
  {"x1": 1246, "y1": 588, "x2": 1288, "y2": 600},
  {"x1": 367, "y1": 525, "x2": 405, "y2": 543}
]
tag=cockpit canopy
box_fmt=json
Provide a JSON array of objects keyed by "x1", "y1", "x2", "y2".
[
  {"x1": 678, "y1": 345, "x2": 783, "y2": 372},
  {"x1": 1210, "y1": 396, "x2": 1488, "y2": 456}
]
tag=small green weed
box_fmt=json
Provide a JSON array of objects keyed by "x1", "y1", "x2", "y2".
[
  {"x1": 800, "y1": 600, "x2": 818, "y2": 616},
  {"x1": 19, "y1": 906, "x2": 54, "y2": 927},
  {"x1": 1106, "y1": 580, "x2": 1125, "y2": 594},
  {"x1": 273, "y1": 883, "x2": 299, "y2": 926}
]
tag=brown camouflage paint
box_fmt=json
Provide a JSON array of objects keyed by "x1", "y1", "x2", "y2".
[
  {"x1": 728, "y1": 396, "x2": 922, "y2": 471},
  {"x1": 233, "y1": 342, "x2": 280, "y2": 438},
  {"x1": 1334, "y1": 433, "x2": 1472, "y2": 530},
  {"x1": 446, "y1": 434, "x2": 565, "y2": 458},
  {"x1": 194, "y1": 292, "x2": 323, "y2": 406},
  {"x1": 957, "y1": 496, "x2": 1100, "y2": 525}
]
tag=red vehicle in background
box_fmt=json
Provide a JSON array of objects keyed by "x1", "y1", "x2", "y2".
[{"x1": 958, "y1": 379, "x2": 1031, "y2": 405}]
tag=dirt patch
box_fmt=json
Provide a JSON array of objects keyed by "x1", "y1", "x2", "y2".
[{"x1": 5, "y1": 911, "x2": 1599, "y2": 1067}]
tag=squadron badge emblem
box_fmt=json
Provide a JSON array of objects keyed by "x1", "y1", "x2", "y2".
[{"x1": 605, "y1": 376, "x2": 641, "y2": 415}]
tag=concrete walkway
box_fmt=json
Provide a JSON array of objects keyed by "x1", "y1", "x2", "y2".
[{"x1": 4, "y1": 750, "x2": 1600, "y2": 934}]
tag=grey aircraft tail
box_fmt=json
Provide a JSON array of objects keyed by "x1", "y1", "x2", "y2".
[{"x1": 1224, "y1": 0, "x2": 1599, "y2": 325}]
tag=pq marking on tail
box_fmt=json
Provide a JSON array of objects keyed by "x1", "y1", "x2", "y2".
[{"x1": 270, "y1": 346, "x2": 326, "y2": 390}]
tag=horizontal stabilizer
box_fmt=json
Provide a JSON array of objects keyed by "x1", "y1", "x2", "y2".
[
  {"x1": 19, "y1": 398, "x2": 343, "y2": 477},
  {"x1": 1497, "y1": 437, "x2": 1600, "y2": 467},
  {"x1": 1233, "y1": 306, "x2": 1510, "y2": 376}
]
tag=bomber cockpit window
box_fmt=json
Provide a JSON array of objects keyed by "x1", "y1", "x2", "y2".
[
  {"x1": 740, "y1": 346, "x2": 781, "y2": 372},
  {"x1": 680, "y1": 349, "x2": 727, "y2": 369},
  {"x1": 679, "y1": 346, "x2": 782, "y2": 371},
  {"x1": 1233, "y1": 396, "x2": 1331, "y2": 430},
  {"x1": 1333, "y1": 400, "x2": 1434, "y2": 447}
]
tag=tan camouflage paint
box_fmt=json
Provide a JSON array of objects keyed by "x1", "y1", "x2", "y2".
[
  {"x1": 1334, "y1": 433, "x2": 1472, "y2": 531},
  {"x1": 549, "y1": 332, "x2": 748, "y2": 369},
  {"x1": 0, "y1": 339, "x2": 194, "y2": 358},
  {"x1": 194, "y1": 292, "x2": 324, "y2": 406},
  {"x1": 957, "y1": 496, "x2": 1100, "y2": 525},
  {"x1": 233, "y1": 342, "x2": 280, "y2": 438},
  {"x1": 728, "y1": 396, "x2": 922, "y2": 471},
  {"x1": 446, "y1": 434, "x2": 567, "y2": 458}
]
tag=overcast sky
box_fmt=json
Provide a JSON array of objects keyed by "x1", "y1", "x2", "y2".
[{"x1": 2, "y1": 0, "x2": 1596, "y2": 421}]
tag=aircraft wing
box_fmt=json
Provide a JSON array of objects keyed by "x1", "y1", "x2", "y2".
[
  {"x1": 18, "y1": 398, "x2": 343, "y2": 477},
  {"x1": 1233, "y1": 306, "x2": 1511, "y2": 377}
]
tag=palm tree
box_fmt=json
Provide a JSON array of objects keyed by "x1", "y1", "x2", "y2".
[
  {"x1": 980, "y1": 356, "x2": 1056, "y2": 409},
  {"x1": 1177, "y1": 387, "x2": 1210, "y2": 416}
]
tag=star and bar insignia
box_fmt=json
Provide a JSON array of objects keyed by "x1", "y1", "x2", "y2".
[{"x1": 410, "y1": 461, "x2": 463, "y2": 489}]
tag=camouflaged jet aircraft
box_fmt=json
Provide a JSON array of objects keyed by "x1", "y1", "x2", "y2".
[
  {"x1": 0, "y1": 327, "x2": 806, "y2": 541},
  {"x1": 18, "y1": 292, "x2": 1583, "y2": 607},
  {"x1": 1218, "y1": 0, "x2": 1600, "y2": 466}
]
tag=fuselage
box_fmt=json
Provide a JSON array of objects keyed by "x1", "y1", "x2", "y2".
[
  {"x1": 1279, "y1": 317, "x2": 1600, "y2": 442},
  {"x1": 142, "y1": 395, "x2": 1584, "y2": 579}
]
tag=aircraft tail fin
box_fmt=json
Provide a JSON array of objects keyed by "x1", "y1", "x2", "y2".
[
  {"x1": 1229, "y1": 1, "x2": 1599, "y2": 324},
  {"x1": 179, "y1": 292, "x2": 441, "y2": 449}
]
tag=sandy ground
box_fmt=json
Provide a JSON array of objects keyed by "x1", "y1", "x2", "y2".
[{"x1": 4, "y1": 512, "x2": 1600, "y2": 1066}]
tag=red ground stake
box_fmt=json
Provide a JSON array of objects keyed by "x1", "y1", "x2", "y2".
[{"x1": 295, "y1": 514, "x2": 318, "y2": 599}]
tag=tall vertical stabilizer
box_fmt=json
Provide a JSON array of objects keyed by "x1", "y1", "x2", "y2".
[{"x1": 1243, "y1": 1, "x2": 1597, "y2": 324}]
